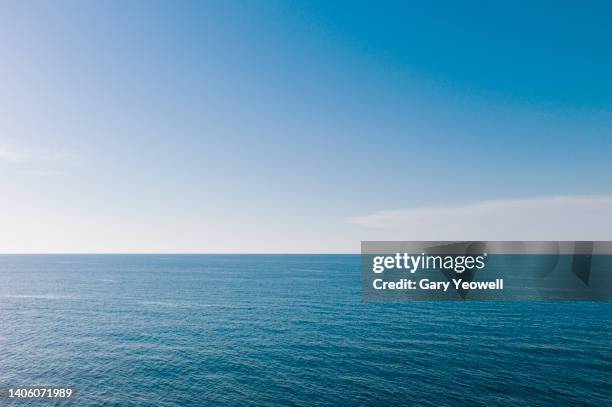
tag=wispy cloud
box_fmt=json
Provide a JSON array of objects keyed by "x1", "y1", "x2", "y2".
[
  {"x1": 0, "y1": 146, "x2": 30, "y2": 163},
  {"x1": 0, "y1": 144, "x2": 81, "y2": 175},
  {"x1": 351, "y1": 196, "x2": 612, "y2": 240}
]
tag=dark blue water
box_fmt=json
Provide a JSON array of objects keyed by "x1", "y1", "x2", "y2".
[{"x1": 0, "y1": 255, "x2": 610, "y2": 406}]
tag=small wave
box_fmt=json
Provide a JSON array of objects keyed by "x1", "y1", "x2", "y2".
[
  {"x1": 94, "y1": 279, "x2": 117, "y2": 283},
  {"x1": 2, "y1": 294, "x2": 78, "y2": 300},
  {"x1": 139, "y1": 301, "x2": 184, "y2": 308}
]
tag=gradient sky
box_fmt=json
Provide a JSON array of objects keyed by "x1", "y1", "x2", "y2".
[{"x1": 1, "y1": 1, "x2": 611, "y2": 252}]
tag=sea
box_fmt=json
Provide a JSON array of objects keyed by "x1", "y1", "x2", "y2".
[{"x1": 0, "y1": 255, "x2": 610, "y2": 406}]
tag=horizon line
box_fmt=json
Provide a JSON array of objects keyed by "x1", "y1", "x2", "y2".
[{"x1": 0, "y1": 252, "x2": 360, "y2": 255}]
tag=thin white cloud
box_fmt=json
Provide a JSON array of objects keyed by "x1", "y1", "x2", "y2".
[
  {"x1": 0, "y1": 144, "x2": 81, "y2": 175},
  {"x1": 0, "y1": 146, "x2": 30, "y2": 163},
  {"x1": 351, "y1": 196, "x2": 612, "y2": 240}
]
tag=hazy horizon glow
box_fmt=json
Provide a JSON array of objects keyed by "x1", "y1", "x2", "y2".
[{"x1": 1, "y1": 1, "x2": 611, "y2": 253}]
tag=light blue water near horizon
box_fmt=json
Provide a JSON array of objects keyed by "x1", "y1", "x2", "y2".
[{"x1": 0, "y1": 255, "x2": 610, "y2": 406}]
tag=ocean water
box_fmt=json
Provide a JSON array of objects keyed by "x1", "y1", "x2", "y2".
[{"x1": 0, "y1": 254, "x2": 610, "y2": 406}]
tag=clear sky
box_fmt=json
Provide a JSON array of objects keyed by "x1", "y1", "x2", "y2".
[{"x1": 1, "y1": 1, "x2": 611, "y2": 252}]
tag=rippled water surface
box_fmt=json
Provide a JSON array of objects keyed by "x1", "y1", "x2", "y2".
[{"x1": 0, "y1": 255, "x2": 610, "y2": 406}]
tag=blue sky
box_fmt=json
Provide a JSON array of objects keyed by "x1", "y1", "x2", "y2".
[{"x1": 1, "y1": 1, "x2": 611, "y2": 252}]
